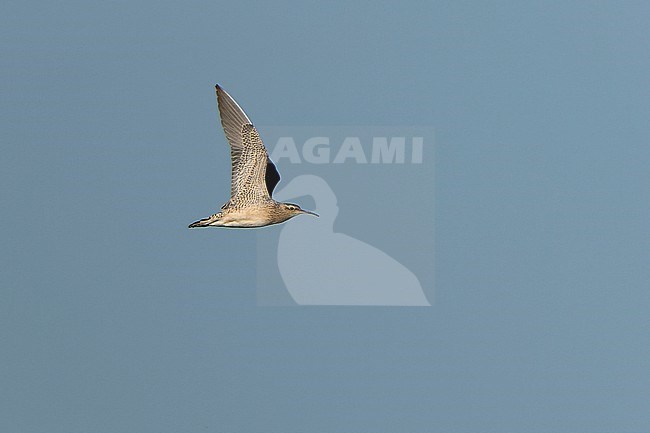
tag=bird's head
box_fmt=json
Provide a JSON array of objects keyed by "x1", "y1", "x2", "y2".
[{"x1": 280, "y1": 202, "x2": 319, "y2": 218}]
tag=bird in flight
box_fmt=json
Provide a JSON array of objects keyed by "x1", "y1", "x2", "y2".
[{"x1": 188, "y1": 85, "x2": 318, "y2": 229}]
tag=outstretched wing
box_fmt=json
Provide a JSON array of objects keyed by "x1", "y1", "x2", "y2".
[
  {"x1": 231, "y1": 124, "x2": 273, "y2": 205},
  {"x1": 215, "y1": 84, "x2": 280, "y2": 199}
]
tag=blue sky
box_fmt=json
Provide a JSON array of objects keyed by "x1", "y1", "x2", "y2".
[{"x1": 1, "y1": 1, "x2": 649, "y2": 432}]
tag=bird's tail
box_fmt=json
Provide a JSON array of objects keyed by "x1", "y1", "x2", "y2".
[{"x1": 188, "y1": 213, "x2": 221, "y2": 228}]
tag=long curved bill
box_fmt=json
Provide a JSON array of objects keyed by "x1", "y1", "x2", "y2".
[{"x1": 301, "y1": 209, "x2": 319, "y2": 217}]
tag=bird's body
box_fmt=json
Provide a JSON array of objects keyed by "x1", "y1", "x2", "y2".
[
  {"x1": 191, "y1": 199, "x2": 305, "y2": 228},
  {"x1": 188, "y1": 85, "x2": 317, "y2": 229}
]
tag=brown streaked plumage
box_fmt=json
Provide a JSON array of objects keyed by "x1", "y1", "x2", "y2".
[{"x1": 188, "y1": 85, "x2": 318, "y2": 229}]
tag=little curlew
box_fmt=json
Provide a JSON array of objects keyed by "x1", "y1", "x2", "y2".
[{"x1": 188, "y1": 85, "x2": 318, "y2": 229}]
